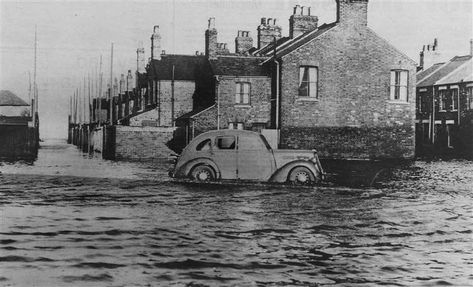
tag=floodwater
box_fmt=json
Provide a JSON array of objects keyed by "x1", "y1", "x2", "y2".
[{"x1": 0, "y1": 140, "x2": 472, "y2": 287}]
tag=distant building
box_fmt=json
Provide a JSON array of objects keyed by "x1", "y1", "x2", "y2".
[
  {"x1": 0, "y1": 90, "x2": 37, "y2": 159},
  {"x1": 416, "y1": 41, "x2": 473, "y2": 158}
]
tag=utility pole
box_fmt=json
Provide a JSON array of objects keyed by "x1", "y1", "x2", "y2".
[
  {"x1": 33, "y1": 25, "x2": 38, "y2": 127},
  {"x1": 98, "y1": 55, "x2": 103, "y2": 125},
  {"x1": 109, "y1": 43, "x2": 114, "y2": 125}
]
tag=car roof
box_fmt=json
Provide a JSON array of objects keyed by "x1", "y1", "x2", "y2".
[{"x1": 197, "y1": 129, "x2": 259, "y2": 138}]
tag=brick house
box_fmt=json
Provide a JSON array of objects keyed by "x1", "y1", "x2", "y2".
[
  {"x1": 252, "y1": 0, "x2": 417, "y2": 160},
  {"x1": 416, "y1": 44, "x2": 473, "y2": 158},
  {"x1": 145, "y1": 0, "x2": 418, "y2": 160}
]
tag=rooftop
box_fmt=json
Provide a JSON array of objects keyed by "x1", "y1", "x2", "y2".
[
  {"x1": 417, "y1": 55, "x2": 472, "y2": 87},
  {"x1": 0, "y1": 90, "x2": 29, "y2": 106},
  {"x1": 209, "y1": 56, "x2": 270, "y2": 77}
]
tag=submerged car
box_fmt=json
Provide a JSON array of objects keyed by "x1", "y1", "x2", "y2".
[{"x1": 169, "y1": 130, "x2": 324, "y2": 185}]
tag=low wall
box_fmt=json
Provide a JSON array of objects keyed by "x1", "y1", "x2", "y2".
[
  {"x1": 0, "y1": 125, "x2": 38, "y2": 159},
  {"x1": 114, "y1": 126, "x2": 176, "y2": 160},
  {"x1": 280, "y1": 125, "x2": 415, "y2": 160}
]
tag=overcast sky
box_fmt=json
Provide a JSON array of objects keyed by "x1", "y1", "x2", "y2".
[{"x1": 1, "y1": 0, "x2": 472, "y2": 139}]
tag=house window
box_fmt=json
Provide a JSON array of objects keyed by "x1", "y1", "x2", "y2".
[
  {"x1": 450, "y1": 88, "x2": 458, "y2": 111},
  {"x1": 438, "y1": 89, "x2": 447, "y2": 111},
  {"x1": 299, "y1": 66, "x2": 318, "y2": 98},
  {"x1": 467, "y1": 86, "x2": 473, "y2": 110},
  {"x1": 235, "y1": 83, "x2": 250, "y2": 104},
  {"x1": 390, "y1": 70, "x2": 408, "y2": 101}
]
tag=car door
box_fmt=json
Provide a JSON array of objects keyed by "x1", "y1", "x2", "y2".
[
  {"x1": 212, "y1": 135, "x2": 237, "y2": 179},
  {"x1": 237, "y1": 134, "x2": 274, "y2": 181}
]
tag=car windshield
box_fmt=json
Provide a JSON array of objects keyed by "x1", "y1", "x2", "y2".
[{"x1": 259, "y1": 135, "x2": 272, "y2": 150}]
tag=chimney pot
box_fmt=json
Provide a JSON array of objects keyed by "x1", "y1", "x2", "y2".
[
  {"x1": 161, "y1": 50, "x2": 166, "y2": 55},
  {"x1": 261, "y1": 18, "x2": 266, "y2": 25},
  {"x1": 208, "y1": 17, "x2": 215, "y2": 29}
]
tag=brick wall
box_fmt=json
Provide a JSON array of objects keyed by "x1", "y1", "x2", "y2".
[
  {"x1": 158, "y1": 80, "x2": 194, "y2": 126},
  {"x1": 279, "y1": 24, "x2": 416, "y2": 159},
  {"x1": 129, "y1": 80, "x2": 194, "y2": 127},
  {"x1": 217, "y1": 77, "x2": 272, "y2": 129},
  {"x1": 114, "y1": 126, "x2": 176, "y2": 160},
  {"x1": 193, "y1": 105, "x2": 218, "y2": 136}
]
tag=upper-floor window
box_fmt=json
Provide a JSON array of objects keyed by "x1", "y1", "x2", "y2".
[
  {"x1": 390, "y1": 70, "x2": 408, "y2": 101},
  {"x1": 450, "y1": 88, "x2": 458, "y2": 111},
  {"x1": 439, "y1": 89, "x2": 447, "y2": 111},
  {"x1": 467, "y1": 86, "x2": 473, "y2": 110},
  {"x1": 299, "y1": 66, "x2": 318, "y2": 98},
  {"x1": 235, "y1": 82, "x2": 250, "y2": 104}
]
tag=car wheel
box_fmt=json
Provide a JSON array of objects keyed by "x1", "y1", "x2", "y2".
[
  {"x1": 190, "y1": 165, "x2": 215, "y2": 182},
  {"x1": 288, "y1": 166, "x2": 315, "y2": 185}
]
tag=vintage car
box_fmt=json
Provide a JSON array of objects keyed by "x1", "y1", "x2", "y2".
[{"x1": 169, "y1": 130, "x2": 324, "y2": 185}]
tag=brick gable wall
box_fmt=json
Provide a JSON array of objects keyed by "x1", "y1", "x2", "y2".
[
  {"x1": 279, "y1": 24, "x2": 416, "y2": 159},
  {"x1": 217, "y1": 77, "x2": 272, "y2": 129}
]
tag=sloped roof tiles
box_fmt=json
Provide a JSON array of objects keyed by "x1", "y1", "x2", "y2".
[{"x1": 0, "y1": 90, "x2": 29, "y2": 106}]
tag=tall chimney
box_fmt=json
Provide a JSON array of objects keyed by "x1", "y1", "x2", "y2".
[
  {"x1": 119, "y1": 74, "x2": 125, "y2": 94},
  {"x1": 151, "y1": 25, "x2": 161, "y2": 60},
  {"x1": 289, "y1": 5, "x2": 318, "y2": 38},
  {"x1": 235, "y1": 30, "x2": 253, "y2": 54},
  {"x1": 136, "y1": 43, "x2": 146, "y2": 73},
  {"x1": 205, "y1": 17, "x2": 218, "y2": 59},
  {"x1": 336, "y1": 0, "x2": 369, "y2": 27},
  {"x1": 126, "y1": 70, "x2": 134, "y2": 92},
  {"x1": 257, "y1": 17, "x2": 282, "y2": 49}
]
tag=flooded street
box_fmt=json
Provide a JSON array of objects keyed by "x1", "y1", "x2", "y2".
[{"x1": 0, "y1": 140, "x2": 472, "y2": 287}]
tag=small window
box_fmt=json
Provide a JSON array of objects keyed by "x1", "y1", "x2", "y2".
[
  {"x1": 299, "y1": 66, "x2": 318, "y2": 98},
  {"x1": 196, "y1": 139, "x2": 212, "y2": 151},
  {"x1": 390, "y1": 70, "x2": 408, "y2": 101},
  {"x1": 216, "y1": 136, "x2": 236, "y2": 150},
  {"x1": 439, "y1": 89, "x2": 447, "y2": 111},
  {"x1": 468, "y1": 87, "x2": 473, "y2": 110},
  {"x1": 450, "y1": 88, "x2": 458, "y2": 111},
  {"x1": 235, "y1": 83, "x2": 250, "y2": 104}
]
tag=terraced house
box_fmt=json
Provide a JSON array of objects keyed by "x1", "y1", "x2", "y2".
[
  {"x1": 416, "y1": 41, "x2": 473, "y2": 158},
  {"x1": 132, "y1": 0, "x2": 417, "y2": 160}
]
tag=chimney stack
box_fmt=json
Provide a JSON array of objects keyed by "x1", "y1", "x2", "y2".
[
  {"x1": 119, "y1": 74, "x2": 125, "y2": 94},
  {"x1": 420, "y1": 38, "x2": 441, "y2": 70},
  {"x1": 136, "y1": 43, "x2": 146, "y2": 73},
  {"x1": 126, "y1": 70, "x2": 134, "y2": 92},
  {"x1": 235, "y1": 31, "x2": 253, "y2": 54},
  {"x1": 289, "y1": 5, "x2": 318, "y2": 38},
  {"x1": 336, "y1": 0, "x2": 369, "y2": 27},
  {"x1": 205, "y1": 17, "x2": 218, "y2": 59},
  {"x1": 257, "y1": 17, "x2": 282, "y2": 49},
  {"x1": 151, "y1": 25, "x2": 162, "y2": 60}
]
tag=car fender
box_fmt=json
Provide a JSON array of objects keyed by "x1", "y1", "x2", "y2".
[
  {"x1": 269, "y1": 160, "x2": 321, "y2": 183},
  {"x1": 175, "y1": 158, "x2": 221, "y2": 179}
]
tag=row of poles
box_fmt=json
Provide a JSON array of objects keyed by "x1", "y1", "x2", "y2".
[{"x1": 69, "y1": 43, "x2": 114, "y2": 126}]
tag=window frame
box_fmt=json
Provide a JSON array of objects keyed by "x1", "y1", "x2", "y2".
[
  {"x1": 438, "y1": 89, "x2": 447, "y2": 111},
  {"x1": 450, "y1": 88, "x2": 458, "y2": 111},
  {"x1": 215, "y1": 136, "x2": 236, "y2": 150},
  {"x1": 235, "y1": 82, "x2": 251, "y2": 105},
  {"x1": 298, "y1": 66, "x2": 319, "y2": 99},
  {"x1": 390, "y1": 70, "x2": 409, "y2": 102}
]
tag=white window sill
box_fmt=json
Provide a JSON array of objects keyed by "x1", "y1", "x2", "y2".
[
  {"x1": 296, "y1": 97, "x2": 319, "y2": 102},
  {"x1": 387, "y1": 100, "x2": 409, "y2": 105},
  {"x1": 234, "y1": 104, "x2": 251, "y2": 108}
]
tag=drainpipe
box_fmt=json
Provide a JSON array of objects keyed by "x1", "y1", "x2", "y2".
[
  {"x1": 171, "y1": 65, "x2": 175, "y2": 127},
  {"x1": 432, "y1": 87, "x2": 435, "y2": 144},
  {"x1": 215, "y1": 75, "x2": 220, "y2": 130},
  {"x1": 275, "y1": 60, "x2": 280, "y2": 131}
]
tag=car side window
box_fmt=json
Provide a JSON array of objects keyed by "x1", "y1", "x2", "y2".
[
  {"x1": 196, "y1": 139, "x2": 212, "y2": 151},
  {"x1": 216, "y1": 136, "x2": 236, "y2": 150}
]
